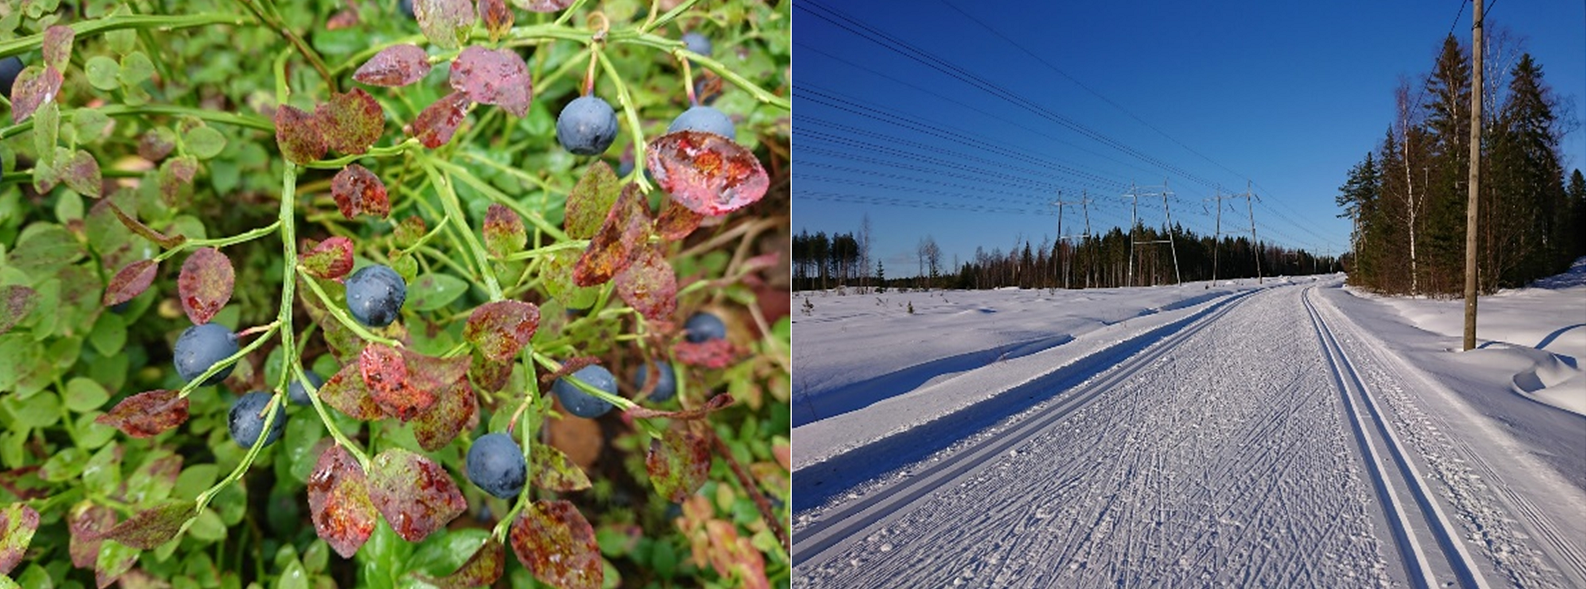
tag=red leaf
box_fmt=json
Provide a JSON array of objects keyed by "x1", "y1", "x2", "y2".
[
  {"x1": 517, "y1": 0, "x2": 576, "y2": 12},
  {"x1": 0, "y1": 503, "x2": 40, "y2": 575},
  {"x1": 308, "y1": 445, "x2": 378, "y2": 558},
  {"x1": 482, "y1": 204, "x2": 526, "y2": 258},
  {"x1": 330, "y1": 164, "x2": 390, "y2": 219},
  {"x1": 674, "y1": 338, "x2": 737, "y2": 369},
  {"x1": 510, "y1": 500, "x2": 602, "y2": 589},
  {"x1": 353, "y1": 44, "x2": 433, "y2": 87},
  {"x1": 107, "y1": 202, "x2": 186, "y2": 249},
  {"x1": 103, "y1": 260, "x2": 158, "y2": 307},
  {"x1": 157, "y1": 155, "x2": 200, "y2": 206},
  {"x1": 11, "y1": 65, "x2": 64, "y2": 124},
  {"x1": 563, "y1": 161, "x2": 622, "y2": 240},
  {"x1": 139, "y1": 130, "x2": 177, "y2": 161},
  {"x1": 102, "y1": 500, "x2": 194, "y2": 550},
  {"x1": 58, "y1": 149, "x2": 103, "y2": 198},
  {"x1": 367, "y1": 449, "x2": 466, "y2": 542},
  {"x1": 655, "y1": 197, "x2": 704, "y2": 241},
  {"x1": 41, "y1": 25, "x2": 76, "y2": 71},
  {"x1": 414, "y1": 0, "x2": 476, "y2": 49},
  {"x1": 646, "y1": 421, "x2": 711, "y2": 502},
  {"x1": 301, "y1": 237, "x2": 355, "y2": 280},
  {"x1": 411, "y1": 92, "x2": 470, "y2": 148},
  {"x1": 316, "y1": 89, "x2": 385, "y2": 155},
  {"x1": 95, "y1": 390, "x2": 189, "y2": 438},
  {"x1": 573, "y1": 183, "x2": 650, "y2": 287},
  {"x1": 470, "y1": 353, "x2": 513, "y2": 393},
  {"x1": 421, "y1": 538, "x2": 505, "y2": 589},
  {"x1": 0, "y1": 285, "x2": 36, "y2": 336},
  {"x1": 615, "y1": 245, "x2": 677, "y2": 322},
  {"x1": 68, "y1": 502, "x2": 117, "y2": 569},
  {"x1": 361, "y1": 344, "x2": 434, "y2": 421},
  {"x1": 479, "y1": 0, "x2": 514, "y2": 42},
  {"x1": 327, "y1": 8, "x2": 361, "y2": 30},
  {"x1": 449, "y1": 46, "x2": 533, "y2": 118},
  {"x1": 530, "y1": 444, "x2": 591, "y2": 492},
  {"x1": 463, "y1": 300, "x2": 540, "y2": 362},
  {"x1": 178, "y1": 247, "x2": 235, "y2": 325},
  {"x1": 319, "y1": 362, "x2": 386, "y2": 420},
  {"x1": 274, "y1": 104, "x2": 326, "y2": 165},
  {"x1": 647, "y1": 131, "x2": 770, "y2": 216},
  {"x1": 410, "y1": 376, "x2": 476, "y2": 452}
]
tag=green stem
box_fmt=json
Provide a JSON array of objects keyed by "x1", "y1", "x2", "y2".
[
  {"x1": 0, "y1": 13, "x2": 251, "y2": 56},
  {"x1": 1, "y1": 104, "x2": 273, "y2": 141},
  {"x1": 641, "y1": 0, "x2": 703, "y2": 34},
  {"x1": 234, "y1": 0, "x2": 337, "y2": 92},
  {"x1": 176, "y1": 322, "x2": 280, "y2": 400},
  {"x1": 292, "y1": 363, "x2": 371, "y2": 469},
  {"x1": 503, "y1": 240, "x2": 589, "y2": 261},
  {"x1": 154, "y1": 220, "x2": 281, "y2": 262},
  {"x1": 609, "y1": 31, "x2": 791, "y2": 111},
  {"x1": 532, "y1": 352, "x2": 637, "y2": 412},
  {"x1": 418, "y1": 156, "x2": 503, "y2": 300},
  {"x1": 596, "y1": 51, "x2": 655, "y2": 194},
  {"x1": 302, "y1": 139, "x2": 420, "y2": 169}
]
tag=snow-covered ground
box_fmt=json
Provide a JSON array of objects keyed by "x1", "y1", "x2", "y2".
[{"x1": 791, "y1": 266, "x2": 1586, "y2": 588}]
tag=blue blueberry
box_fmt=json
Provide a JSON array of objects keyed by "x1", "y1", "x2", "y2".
[
  {"x1": 667, "y1": 105, "x2": 735, "y2": 140},
  {"x1": 0, "y1": 57, "x2": 22, "y2": 99},
  {"x1": 345, "y1": 264, "x2": 406, "y2": 328},
  {"x1": 287, "y1": 370, "x2": 325, "y2": 406},
  {"x1": 466, "y1": 432, "x2": 527, "y2": 499},
  {"x1": 174, "y1": 323, "x2": 239, "y2": 385},
  {"x1": 636, "y1": 361, "x2": 676, "y2": 403},
  {"x1": 556, "y1": 96, "x2": 619, "y2": 156},
  {"x1": 684, "y1": 312, "x2": 726, "y2": 343},
  {"x1": 229, "y1": 391, "x2": 286, "y2": 449},
  {"x1": 682, "y1": 32, "x2": 712, "y2": 59},
  {"x1": 399, "y1": 0, "x2": 414, "y2": 18},
  {"x1": 553, "y1": 365, "x2": 617, "y2": 418}
]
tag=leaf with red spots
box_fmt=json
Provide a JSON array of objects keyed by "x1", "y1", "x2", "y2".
[
  {"x1": 301, "y1": 237, "x2": 355, "y2": 280},
  {"x1": 330, "y1": 164, "x2": 390, "y2": 219},
  {"x1": 316, "y1": 89, "x2": 385, "y2": 155},
  {"x1": 0, "y1": 503, "x2": 40, "y2": 575},
  {"x1": 274, "y1": 104, "x2": 326, "y2": 165},
  {"x1": 0, "y1": 285, "x2": 35, "y2": 336},
  {"x1": 563, "y1": 161, "x2": 622, "y2": 240},
  {"x1": 308, "y1": 445, "x2": 378, "y2": 558},
  {"x1": 449, "y1": 46, "x2": 533, "y2": 117},
  {"x1": 414, "y1": 0, "x2": 476, "y2": 49},
  {"x1": 69, "y1": 502, "x2": 117, "y2": 569},
  {"x1": 157, "y1": 155, "x2": 200, "y2": 205},
  {"x1": 411, "y1": 91, "x2": 470, "y2": 148},
  {"x1": 177, "y1": 247, "x2": 234, "y2": 325},
  {"x1": 420, "y1": 538, "x2": 505, "y2": 589},
  {"x1": 702, "y1": 520, "x2": 770, "y2": 589},
  {"x1": 361, "y1": 344, "x2": 435, "y2": 421},
  {"x1": 656, "y1": 197, "x2": 704, "y2": 241},
  {"x1": 482, "y1": 204, "x2": 526, "y2": 259},
  {"x1": 367, "y1": 449, "x2": 466, "y2": 542},
  {"x1": 409, "y1": 376, "x2": 476, "y2": 452},
  {"x1": 102, "y1": 500, "x2": 194, "y2": 550},
  {"x1": 479, "y1": 0, "x2": 513, "y2": 42},
  {"x1": 319, "y1": 362, "x2": 385, "y2": 420},
  {"x1": 513, "y1": 0, "x2": 576, "y2": 12},
  {"x1": 625, "y1": 393, "x2": 734, "y2": 421},
  {"x1": 470, "y1": 353, "x2": 513, "y2": 393},
  {"x1": 509, "y1": 500, "x2": 602, "y2": 589},
  {"x1": 58, "y1": 148, "x2": 103, "y2": 198},
  {"x1": 10, "y1": 65, "x2": 63, "y2": 124},
  {"x1": 675, "y1": 338, "x2": 737, "y2": 369},
  {"x1": 615, "y1": 245, "x2": 677, "y2": 322},
  {"x1": 95, "y1": 390, "x2": 189, "y2": 439},
  {"x1": 394, "y1": 215, "x2": 428, "y2": 247},
  {"x1": 41, "y1": 26, "x2": 76, "y2": 71},
  {"x1": 573, "y1": 184, "x2": 650, "y2": 287},
  {"x1": 646, "y1": 421, "x2": 711, "y2": 502},
  {"x1": 530, "y1": 444, "x2": 591, "y2": 492},
  {"x1": 353, "y1": 44, "x2": 432, "y2": 87},
  {"x1": 647, "y1": 131, "x2": 770, "y2": 216},
  {"x1": 139, "y1": 129, "x2": 177, "y2": 162},
  {"x1": 107, "y1": 203, "x2": 185, "y2": 249},
  {"x1": 463, "y1": 300, "x2": 540, "y2": 362}
]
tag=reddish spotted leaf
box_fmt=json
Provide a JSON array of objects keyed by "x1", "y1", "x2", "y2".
[
  {"x1": 0, "y1": 285, "x2": 36, "y2": 336},
  {"x1": 41, "y1": 26, "x2": 76, "y2": 71},
  {"x1": 674, "y1": 338, "x2": 737, "y2": 369},
  {"x1": 139, "y1": 129, "x2": 176, "y2": 161},
  {"x1": 470, "y1": 353, "x2": 513, "y2": 393},
  {"x1": 482, "y1": 204, "x2": 526, "y2": 258},
  {"x1": 367, "y1": 449, "x2": 466, "y2": 542},
  {"x1": 157, "y1": 155, "x2": 200, "y2": 205},
  {"x1": 319, "y1": 362, "x2": 385, "y2": 420},
  {"x1": 703, "y1": 520, "x2": 771, "y2": 589},
  {"x1": 0, "y1": 503, "x2": 40, "y2": 575},
  {"x1": 479, "y1": 0, "x2": 513, "y2": 42},
  {"x1": 274, "y1": 104, "x2": 326, "y2": 164},
  {"x1": 421, "y1": 538, "x2": 505, "y2": 589},
  {"x1": 647, "y1": 131, "x2": 770, "y2": 216},
  {"x1": 656, "y1": 197, "x2": 704, "y2": 241},
  {"x1": 573, "y1": 184, "x2": 650, "y2": 287},
  {"x1": 11, "y1": 65, "x2": 63, "y2": 123},
  {"x1": 69, "y1": 502, "x2": 117, "y2": 569},
  {"x1": 330, "y1": 164, "x2": 390, "y2": 219},
  {"x1": 646, "y1": 421, "x2": 711, "y2": 502},
  {"x1": 103, "y1": 500, "x2": 194, "y2": 550},
  {"x1": 107, "y1": 203, "x2": 185, "y2": 249},
  {"x1": 95, "y1": 390, "x2": 189, "y2": 438},
  {"x1": 410, "y1": 376, "x2": 476, "y2": 452},
  {"x1": 394, "y1": 215, "x2": 428, "y2": 247},
  {"x1": 96, "y1": 542, "x2": 136, "y2": 589},
  {"x1": 511, "y1": 501, "x2": 602, "y2": 589},
  {"x1": 353, "y1": 44, "x2": 432, "y2": 87},
  {"x1": 104, "y1": 260, "x2": 157, "y2": 307},
  {"x1": 463, "y1": 300, "x2": 540, "y2": 361},
  {"x1": 301, "y1": 237, "x2": 355, "y2": 280},
  {"x1": 177, "y1": 247, "x2": 234, "y2": 325},
  {"x1": 411, "y1": 92, "x2": 470, "y2": 148},
  {"x1": 514, "y1": 0, "x2": 576, "y2": 12},
  {"x1": 530, "y1": 444, "x2": 591, "y2": 492},
  {"x1": 317, "y1": 89, "x2": 385, "y2": 155},
  {"x1": 327, "y1": 8, "x2": 361, "y2": 29},
  {"x1": 564, "y1": 161, "x2": 622, "y2": 239},
  {"x1": 361, "y1": 344, "x2": 434, "y2": 421},
  {"x1": 308, "y1": 445, "x2": 378, "y2": 558},
  {"x1": 449, "y1": 46, "x2": 532, "y2": 117},
  {"x1": 414, "y1": 0, "x2": 476, "y2": 49},
  {"x1": 58, "y1": 149, "x2": 103, "y2": 198},
  {"x1": 615, "y1": 245, "x2": 677, "y2": 322}
]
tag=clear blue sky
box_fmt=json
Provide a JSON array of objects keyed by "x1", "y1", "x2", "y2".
[{"x1": 792, "y1": 0, "x2": 1586, "y2": 277}]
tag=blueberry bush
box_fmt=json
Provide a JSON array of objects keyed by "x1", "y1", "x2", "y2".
[{"x1": 0, "y1": 0, "x2": 791, "y2": 587}]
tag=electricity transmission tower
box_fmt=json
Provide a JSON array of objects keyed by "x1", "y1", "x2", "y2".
[
  {"x1": 1125, "y1": 182, "x2": 1182, "y2": 287},
  {"x1": 1203, "y1": 182, "x2": 1264, "y2": 286},
  {"x1": 1053, "y1": 191, "x2": 1092, "y2": 290}
]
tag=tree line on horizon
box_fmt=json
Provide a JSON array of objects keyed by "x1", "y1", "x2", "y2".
[{"x1": 1336, "y1": 34, "x2": 1586, "y2": 295}]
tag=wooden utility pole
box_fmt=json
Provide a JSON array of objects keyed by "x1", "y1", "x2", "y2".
[{"x1": 1463, "y1": 0, "x2": 1483, "y2": 351}]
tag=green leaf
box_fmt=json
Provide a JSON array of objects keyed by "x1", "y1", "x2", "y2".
[
  {"x1": 186, "y1": 508, "x2": 226, "y2": 542},
  {"x1": 32, "y1": 100, "x2": 59, "y2": 168},
  {"x1": 406, "y1": 273, "x2": 467, "y2": 311},
  {"x1": 408, "y1": 528, "x2": 489, "y2": 576},
  {"x1": 82, "y1": 442, "x2": 122, "y2": 493},
  {"x1": 184, "y1": 126, "x2": 227, "y2": 160},
  {"x1": 119, "y1": 51, "x2": 155, "y2": 86},
  {"x1": 5, "y1": 390, "x2": 61, "y2": 429},
  {"x1": 276, "y1": 558, "x2": 309, "y2": 589},
  {"x1": 86, "y1": 55, "x2": 120, "y2": 90},
  {"x1": 87, "y1": 311, "x2": 127, "y2": 356},
  {"x1": 64, "y1": 377, "x2": 110, "y2": 413}
]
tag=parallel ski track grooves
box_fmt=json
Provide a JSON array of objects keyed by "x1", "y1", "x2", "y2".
[
  {"x1": 1302, "y1": 287, "x2": 1489, "y2": 589},
  {"x1": 792, "y1": 287, "x2": 1258, "y2": 569}
]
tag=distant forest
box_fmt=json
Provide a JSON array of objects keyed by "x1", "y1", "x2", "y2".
[{"x1": 1336, "y1": 34, "x2": 1586, "y2": 295}]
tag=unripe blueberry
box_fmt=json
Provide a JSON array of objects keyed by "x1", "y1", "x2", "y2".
[
  {"x1": 553, "y1": 365, "x2": 617, "y2": 418},
  {"x1": 466, "y1": 433, "x2": 527, "y2": 499},
  {"x1": 287, "y1": 370, "x2": 325, "y2": 406},
  {"x1": 636, "y1": 362, "x2": 676, "y2": 403},
  {"x1": 684, "y1": 312, "x2": 726, "y2": 343},
  {"x1": 556, "y1": 96, "x2": 619, "y2": 156},
  {"x1": 345, "y1": 264, "x2": 406, "y2": 328},
  {"x1": 667, "y1": 105, "x2": 735, "y2": 140},
  {"x1": 174, "y1": 323, "x2": 239, "y2": 385},
  {"x1": 229, "y1": 392, "x2": 286, "y2": 448}
]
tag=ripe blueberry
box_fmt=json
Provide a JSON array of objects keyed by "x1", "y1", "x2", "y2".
[
  {"x1": 682, "y1": 32, "x2": 713, "y2": 59},
  {"x1": 174, "y1": 323, "x2": 239, "y2": 385},
  {"x1": 636, "y1": 361, "x2": 676, "y2": 403},
  {"x1": 345, "y1": 264, "x2": 406, "y2": 328},
  {"x1": 229, "y1": 391, "x2": 286, "y2": 448},
  {"x1": 466, "y1": 432, "x2": 527, "y2": 499},
  {"x1": 556, "y1": 96, "x2": 619, "y2": 156},
  {"x1": 684, "y1": 312, "x2": 726, "y2": 343},
  {"x1": 399, "y1": 0, "x2": 414, "y2": 18},
  {"x1": 667, "y1": 105, "x2": 735, "y2": 140},
  {"x1": 0, "y1": 57, "x2": 22, "y2": 99},
  {"x1": 287, "y1": 370, "x2": 325, "y2": 406},
  {"x1": 553, "y1": 365, "x2": 617, "y2": 418}
]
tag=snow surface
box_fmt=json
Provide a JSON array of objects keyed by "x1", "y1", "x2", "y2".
[{"x1": 792, "y1": 271, "x2": 1586, "y2": 588}]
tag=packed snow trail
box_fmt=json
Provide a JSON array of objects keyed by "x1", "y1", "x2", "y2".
[{"x1": 793, "y1": 282, "x2": 1586, "y2": 588}]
